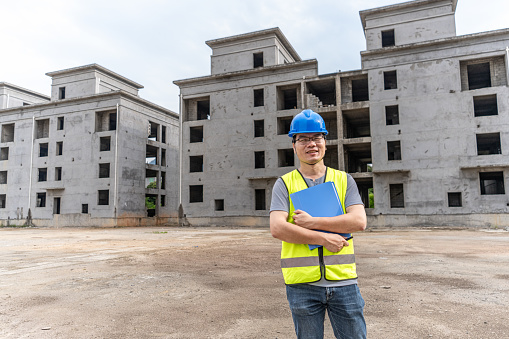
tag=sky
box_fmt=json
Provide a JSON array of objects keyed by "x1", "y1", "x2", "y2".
[{"x1": 2, "y1": 0, "x2": 509, "y2": 112}]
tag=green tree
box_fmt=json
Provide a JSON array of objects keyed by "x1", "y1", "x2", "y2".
[
  {"x1": 368, "y1": 188, "x2": 374, "y2": 208},
  {"x1": 146, "y1": 181, "x2": 157, "y2": 209}
]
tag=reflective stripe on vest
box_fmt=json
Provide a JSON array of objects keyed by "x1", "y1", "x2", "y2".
[{"x1": 280, "y1": 168, "x2": 357, "y2": 285}]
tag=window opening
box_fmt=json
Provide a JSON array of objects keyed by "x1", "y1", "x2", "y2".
[
  {"x1": 282, "y1": 89, "x2": 297, "y2": 109},
  {"x1": 253, "y1": 52, "x2": 263, "y2": 68},
  {"x1": 39, "y1": 143, "x2": 49, "y2": 157},
  {"x1": 476, "y1": 133, "x2": 501, "y2": 155},
  {"x1": 161, "y1": 149, "x2": 166, "y2": 167},
  {"x1": 56, "y1": 141, "x2": 63, "y2": 156},
  {"x1": 1, "y1": 124, "x2": 15, "y2": 143},
  {"x1": 254, "y1": 89, "x2": 264, "y2": 107},
  {"x1": 162, "y1": 126, "x2": 166, "y2": 144},
  {"x1": 448, "y1": 192, "x2": 462, "y2": 207},
  {"x1": 352, "y1": 79, "x2": 369, "y2": 102},
  {"x1": 109, "y1": 113, "x2": 117, "y2": 131},
  {"x1": 55, "y1": 167, "x2": 62, "y2": 181},
  {"x1": 255, "y1": 151, "x2": 265, "y2": 169},
  {"x1": 343, "y1": 109, "x2": 370, "y2": 139},
  {"x1": 189, "y1": 185, "x2": 203, "y2": 203},
  {"x1": 38, "y1": 168, "x2": 47, "y2": 182},
  {"x1": 53, "y1": 197, "x2": 61, "y2": 214},
  {"x1": 190, "y1": 126, "x2": 203, "y2": 143},
  {"x1": 197, "y1": 100, "x2": 210, "y2": 120},
  {"x1": 146, "y1": 169, "x2": 158, "y2": 189},
  {"x1": 473, "y1": 95, "x2": 498, "y2": 117},
  {"x1": 278, "y1": 149, "x2": 294, "y2": 167},
  {"x1": 0, "y1": 147, "x2": 8, "y2": 161},
  {"x1": 0, "y1": 194, "x2": 5, "y2": 208},
  {"x1": 387, "y1": 141, "x2": 401, "y2": 160},
  {"x1": 82, "y1": 204, "x2": 88, "y2": 214},
  {"x1": 100, "y1": 136, "x2": 111, "y2": 151},
  {"x1": 323, "y1": 145, "x2": 339, "y2": 170},
  {"x1": 385, "y1": 105, "x2": 399, "y2": 125},
  {"x1": 98, "y1": 190, "x2": 109, "y2": 205},
  {"x1": 390, "y1": 184, "x2": 404, "y2": 208},
  {"x1": 146, "y1": 144, "x2": 158, "y2": 165},
  {"x1": 467, "y1": 62, "x2": 491, "y2": 90},
  {"x1": 215, "y1": 199, "x2": 224, "y2": 211},
  {"x1": 480, "y1": 172, "x2": 505, "y2": 195},
  {"x1": 255, "y1": 189, "x2": 266, "y2": 210},
  {"x1": 57, "y1": 117, "x2": 64, "y2": 130},
  {"x1": 277, "y1": 117, "x2": 293, "y2": 135},
  {"x1": 99, "y1": 163, "x2": 110, "y2": 178},
  {"x1": 96, "y1": 110, "x2": 117, "y2": 132},
  {"x1": 145, "y1": 194, "x2": 157, "y2": 217},
  {"x1": 36, "y1": 119, "x2": 50, "y2": 139},
  {"x1": 381, "y1": 29, "x2": 395, "y2": 47},
  {"x1": 160, "y1": 171, "x2": 166, "y2": 190},
  {"x1": 36, "y1": 192, "x2": 46, "y2": 207},
  {"x1": 254, "y1": 120, "x2": 264, "y2": 137},
  {"x1": 148, "y1": 121, "x2": 159, "y2": 141},
  {"x1": 58, "y1": 87, "x2": 66, "y2": 99},
  {"x1": 190, "y1": 155, "x2": 203, "y2": 173},
  {"x1": 384, "y1": 71, "x2": 397, "y2": 90},
  {"x1": 306, "y1": 79, "x2": 336, "y2": 107},
  {"x1": 0, "y1": 171, "x2": 7, "y2": 184}
]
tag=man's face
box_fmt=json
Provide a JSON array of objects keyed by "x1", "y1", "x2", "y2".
[{"x1": 292, "y1": 133, "x2": 326, "y2": 165}]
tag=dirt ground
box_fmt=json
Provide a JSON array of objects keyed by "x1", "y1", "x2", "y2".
[{"x1": 1, "y1": 226, "x2": 508, "y2": 339}]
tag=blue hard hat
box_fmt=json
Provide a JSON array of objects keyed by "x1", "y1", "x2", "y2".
[{"x1": 288, "y1": 109, "x2": 328, "y2": 137}]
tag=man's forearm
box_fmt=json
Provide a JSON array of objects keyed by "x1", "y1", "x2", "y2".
[
  {"x1": 313, "y1": 214, "x2": 366, "y2": 233},
  {"x1": 270, "y1": 211, "x2": 327, "y2": 245},
  {"x1": 293, "y1": 204, "x2": 367, "y2": 234},
  {"x1": 272, "y1": 220, "x2": 324, "y2": 244}
]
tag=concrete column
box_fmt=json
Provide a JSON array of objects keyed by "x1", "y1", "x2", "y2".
[
  {"x1": 335, "y1": 75, "x2": 345, "y2": 171},
  {"x1": 505, "y1": 47, "x2": 509, "y2": 86}
]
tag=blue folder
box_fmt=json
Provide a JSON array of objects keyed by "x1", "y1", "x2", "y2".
[{"x1": 290, "y1": 181, "x2": 351, "y2": 250}]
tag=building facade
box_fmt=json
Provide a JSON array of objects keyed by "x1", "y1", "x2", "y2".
[
  {"x1": 361, "y1": 0, "x2": 509, "y2": 226},
  {"x1": 0, "y1": 64, "x2": 179, "y2": 227},
  {"x1": 175, "y1": 0, "x2": 509, "y2": 227},
  {"x1": 0, "y1": 82, "x2": 50, "y2": 109}
]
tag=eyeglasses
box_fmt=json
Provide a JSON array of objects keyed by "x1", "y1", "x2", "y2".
[{"x1": 295, "y1": 135, "x2": 325, "y2": 145}]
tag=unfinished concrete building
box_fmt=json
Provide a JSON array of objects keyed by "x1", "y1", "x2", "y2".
[
  {"x1": 174, "y1": 28, "x2": 374, "y2": 226},
  {"x1": 0, "y1": 64, "x2": 179, "y2": 226},
  {"x1": 361, "y1": 0, "x2": 509, "y2": 226},
  {"x1": 175, "y1": 0, "x2": 509, "y2": 227},
  {"x1": 0, "y1": 82, "x2": 50, "y2": 109}
]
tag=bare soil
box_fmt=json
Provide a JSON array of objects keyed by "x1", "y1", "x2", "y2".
[{"x1": 1, "y1": 226, "x2": 508, "y2": 338}]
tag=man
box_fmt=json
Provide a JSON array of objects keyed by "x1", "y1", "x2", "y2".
[{"x1": 270, "y1": 109, "x2": 367, "y2": 339}]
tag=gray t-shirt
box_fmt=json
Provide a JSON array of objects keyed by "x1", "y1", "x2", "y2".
[
  {"x1": 270, "y1": 170, "x2": 363, "y2": 287},
  {"x1": 270, "y1": 172, "x2": 363, "y2": 213}
]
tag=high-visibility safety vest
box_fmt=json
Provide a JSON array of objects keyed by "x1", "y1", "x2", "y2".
[{"x1": 280, "y1": 168, "x2": 357, "y2": 285}]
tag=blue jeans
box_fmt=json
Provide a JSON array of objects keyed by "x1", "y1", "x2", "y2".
[{"x1": 286, "y1": 283, "x2": 366, "y2": 339}]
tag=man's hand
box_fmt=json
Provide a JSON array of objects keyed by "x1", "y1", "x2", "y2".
[
  {"x1": 321, "y1": 232, "x2": 350, "y2": 253},
  {"x1": 292, "y1": 210, "x2": 315, "y2": 229}
]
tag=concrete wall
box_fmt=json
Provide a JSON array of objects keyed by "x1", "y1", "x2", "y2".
[
  {"x1": 362, "y1": 0, "x2": 456, "y2": 50},
  {"x1": 364, "y1": 28, "x2": 509, "y2": 218},
  {"x1": 0, "y1": 88, "x2": 179, "y2": 227},
  {"x1": 208, "y1": 29, "x2": 298, "y2": 75},
  {"x1": 48, "y1": 66, "x2": 140, "y2": 100},
  {"x1": 0, "y1": 83, "x2": 50, "y2": 109},
  {"x1": 116, "y1": 97, "x2": 179, "y2": 220},
  {"x1": 178, "y1": 61, "x2": 318, "y2": 224}
]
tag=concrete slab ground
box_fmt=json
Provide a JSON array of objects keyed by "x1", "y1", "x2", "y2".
[{"x1": 1, "y1": 226, "x2": 508, "y2": 338}]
